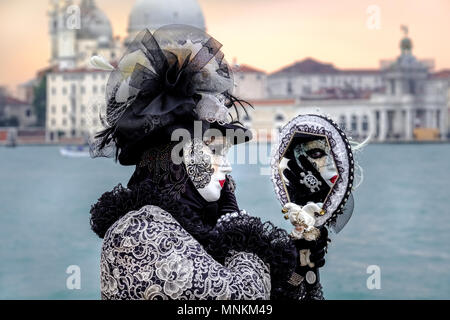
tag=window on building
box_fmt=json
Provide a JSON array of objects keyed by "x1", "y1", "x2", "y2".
[
  {"x1": 339, "y1": 115, "x2": 346, "y2": 130},
  {"x1": 93, "y1": 85, "x2": 98, "y2": 94},
  {"x1": 387, "y1": 110, "x2": 395, "y2": 135},
  {"x1": 287, "y1": 82, "x2": 293, "y2": 95},
  {"x1": 408, "y1": 79, "x2": 416, "y2": 94},
  {"x1": 81, "y1": 118, "x2": 86, "y2": 126},
  {"x1": 81, "y1": 105, "x2": 86, "y2": 113},
  {"x1": 62, "y1": 105, "x2": 67, "y2": 114},
  {"x1": 302, "y1": 86, "x2": 311, "y2": 95},
  {"x1": 25, "y1": 109, "x2": 32, "y2": 118},
  {"x1": 62, "y1": 87, "x2": 67, "y2": 95},
  {"x1": 52, "y1": 88, "x2": 56, "y2": 95},
  {"x1": 81, "y1": 86, "x2": 85, "y2": 94},
  {"x1": 351, "y1": 115, "x2": 357, "y2": 131},
  {"x1": 62, "y1": 118, "x2": 67, "y2": 126},
  {"x1": 93, "y1": 73, "x2": 98, "y2": 80},
  {"x1": 51, "y1": 106, "x2": 56, "y2": 114},
  {"x1": 390, "y1": 79, "x2": 396, "y2": 95},
  {"x1": 51, "y1": 119, "x2": 56, "y2": 126},
  {"x1": 362, "y1": 115, "x2": 369, "y2": 131}
]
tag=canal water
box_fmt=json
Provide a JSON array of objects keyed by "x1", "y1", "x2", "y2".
[{"x1": 0, "y1": 143, "x2": 449, "y2": 299}]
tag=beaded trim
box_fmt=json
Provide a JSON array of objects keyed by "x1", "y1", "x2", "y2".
[{"x1": 216, "y1": 209, "x2": 249, "y2": 226}]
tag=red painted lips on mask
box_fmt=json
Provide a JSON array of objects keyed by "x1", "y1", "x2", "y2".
[
  {"x1": 330, "y1": 175, "x2": 338, "y2": 184},
  {"x1": 219, "y1": 180, "x2": 226, "y2": 188}
]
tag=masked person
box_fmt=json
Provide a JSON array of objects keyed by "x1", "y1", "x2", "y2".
[{"x1": 89, "y1": 25, "x2": 327, "y2": 300}]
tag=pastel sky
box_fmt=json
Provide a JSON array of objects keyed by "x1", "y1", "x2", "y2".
[{"x1": 1, "y1": 0, "x2": 449, "y2": 90}]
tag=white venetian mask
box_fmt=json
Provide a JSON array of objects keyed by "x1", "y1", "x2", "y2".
[
  {"x1": 183, "y1": 136, "x2": 232, "y2": 202},
  {"x1": 293, "y1": 139, "x2": 338, "y2": 187}
]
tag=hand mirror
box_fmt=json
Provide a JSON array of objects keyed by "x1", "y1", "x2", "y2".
[{"x1": 271, "y1": 114, "x2": 355, "y2": 231}]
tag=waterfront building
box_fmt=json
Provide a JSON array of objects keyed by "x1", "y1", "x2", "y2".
[
  {"x1": 237, "y1": 28, "x2": 450, "y2": 142},
  {"x1": 232, "y1": 64, "x2": 268, "y2": 101},
  {"x1": 44, "y1": 1, "x2": 450, "y2": 143},
  {"x1": 0, "y1": 95, "x2": 36, "y2": 128},
  {"x1": 46, "y1": 68, "x2": 108, "y2": 141},
  {"x1": 46, "y1": 0, "x2": 205, "y2": 142}
]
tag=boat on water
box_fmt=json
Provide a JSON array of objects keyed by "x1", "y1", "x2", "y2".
[
  {"x1": 6, "y1": 138, "x2": 16, "y2": 148},
  {"x1": 60, "y1": 145, "x2": 90, "y2": 158}
]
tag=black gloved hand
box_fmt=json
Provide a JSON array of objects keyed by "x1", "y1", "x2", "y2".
[
  {"x1": 217, "y1": 174, "x2": 239, "y2": 216},
  {"x1": 293, "y1": 226, "x2": 329, "y2": 275},
  {"x1": 283, "y1": 156, "x2": 330, "y2": 206}
]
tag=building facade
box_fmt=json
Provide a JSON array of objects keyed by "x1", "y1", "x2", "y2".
[
  {"x1": 267, "y1": 59, "x2": 384, "y2": 98},
  {"x1": 232, "y1": 64, "x2": 268, "y2": 101},
  {"x1": 46, "y1": 0, "x2": 206, "y2": 142},
  {"x1": 0, "y1": 96, "x2": 36, "y2": 128},
  {"x1": 45, "y1": 1, "x2": 450, "y2": 143},
  {"x1": 46, "y1": 69, "x2": 108, "y2": 141},
  {"x1": 236, "y1": 29, "x2": 450, "y2": 142}
]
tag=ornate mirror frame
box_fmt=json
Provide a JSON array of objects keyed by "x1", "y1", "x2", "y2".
[{"x1": 271, "y1": 114, "x2": 355, "y2": 227}]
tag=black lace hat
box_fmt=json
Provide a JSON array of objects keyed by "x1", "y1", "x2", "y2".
[{"x1": 89, "y1": 24, "x2": 252, "y2": 165}]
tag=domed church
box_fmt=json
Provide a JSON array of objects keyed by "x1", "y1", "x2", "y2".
[
  {"x1": 45, "y1": 0, "x2": 207, "y2": 142},
  {"x1": 49, "y1": 0, "x2": 206, "y2": 69},
  {"x1": 127, "y1": 0, "x2": 205, "y2": 42}
]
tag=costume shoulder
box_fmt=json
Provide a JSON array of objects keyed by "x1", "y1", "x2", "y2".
[
  {"x1": 104, "y1": 204, "x2": 180, "y2": 242},
  {"x1": 100, "y1": 205, "x2": 271, "y2": 300}
]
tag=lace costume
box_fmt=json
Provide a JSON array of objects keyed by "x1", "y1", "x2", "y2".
[{"x1": 100, "y1": 205, "x2": 271, "y2": 300}]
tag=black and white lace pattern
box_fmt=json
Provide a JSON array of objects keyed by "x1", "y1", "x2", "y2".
[
  {"x1": 100, "y1": 205, "x2": 271, "y2": 300},
  {"x1": 183, "y1": 138, "x2": 215, "y2": 189}
]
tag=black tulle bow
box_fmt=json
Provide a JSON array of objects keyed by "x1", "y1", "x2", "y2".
[
  {"x1": 129, "y1": 54, "x2": 197, "y2": 117},
  {"x1": 126, "y1": 30, "x2": 222, "y2": 117}
]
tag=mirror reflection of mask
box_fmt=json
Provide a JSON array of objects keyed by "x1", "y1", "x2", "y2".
[
  {"x1": 293, "y1": 139, "x2": 338, "y2": 187},
  {"x1": 183, "y1": 137, "x2": 232, "y2": 202}
]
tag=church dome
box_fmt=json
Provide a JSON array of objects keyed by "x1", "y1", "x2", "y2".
[
  {"x1": 77, "y1": 0, "x2": 113, "y2": 41},
  {"x1": 128, "y1": 0, "x2": 206, "y2": 34}
]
